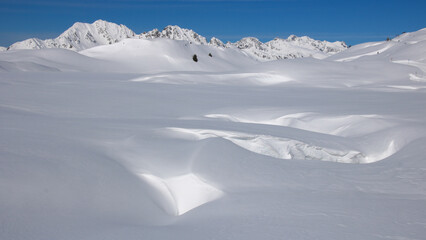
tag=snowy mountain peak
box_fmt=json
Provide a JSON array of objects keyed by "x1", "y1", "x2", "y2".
[
  {"x1": 139, "y1": 25, "x2": 208, "y2": 45},
  {"x1": 234, "y1": 37, "x2": 264, "y2": 49},
  {"x1": 8, "y1": 19, "x2": 135, "y2": 51},
  {"x1": 286, "y1": 35, "x2": 312, "y2": 42},
  {"x1": 7, "y1": 38, "x2": 46, "y2": 50},
  {"x1": 53, "y1": 19, "x2": 135, "y2": 50},
  {"x1": 209, "y1": 37, "x2": 225, "y2": 48},
  {"x1": 287, "y1": 34, "x2": 298, "y2": 41}
]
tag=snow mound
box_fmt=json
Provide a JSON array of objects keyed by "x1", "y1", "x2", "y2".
[
  {"x1": 139, "y1": 173, "x2": 223, "y2": 216},
  {"x1": 81, "y1": 38, "x2": 257, "y2": 73}
]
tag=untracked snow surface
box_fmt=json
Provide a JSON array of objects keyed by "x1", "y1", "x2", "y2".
[{"x1": 1, "y1": 28, "x2": 426, "y2": 240}]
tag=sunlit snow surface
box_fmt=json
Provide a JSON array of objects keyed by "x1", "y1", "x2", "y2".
[
  {"x1": 139, "y1": 173, "x2": 223, "y2": 216},
  {"x1": 1, "y1": 29, "x2": 426, "y2": 240}
]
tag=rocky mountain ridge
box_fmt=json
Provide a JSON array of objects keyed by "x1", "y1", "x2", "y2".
[{"x1": 3, "y1": 20, "x2": 347, "y2": 61}]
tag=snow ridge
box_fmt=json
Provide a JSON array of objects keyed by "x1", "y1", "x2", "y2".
[{"x1": 4, "y1": 20, "x2": 347, "y2": 60}]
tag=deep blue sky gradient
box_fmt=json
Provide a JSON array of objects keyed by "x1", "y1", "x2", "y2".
[{"x1": 1, "y1": 0, "x2": 425, "y2": 47}]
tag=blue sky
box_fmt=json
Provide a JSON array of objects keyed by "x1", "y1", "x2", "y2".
[{"x1": 0, "y1": 0, "x2": 425, "y2": 47}]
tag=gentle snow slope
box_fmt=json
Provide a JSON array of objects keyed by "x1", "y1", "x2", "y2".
[
  {"x1": 81, "y1": 38, "x2": 257, "y2": 73},
  {"x1": 0, "y1": 38, "x2": 257, "y2": 73}
]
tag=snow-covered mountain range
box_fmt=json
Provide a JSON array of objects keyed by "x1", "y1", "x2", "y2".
[
  {"x1": 7, "y1": 20, "x2": 135, "y2": 52},
  {"x1": 3, "y1": 20, "x2": 347, "y2": 61},
  {"x1": 232, "y1": 35, "x2": 347, "y2": 60}
]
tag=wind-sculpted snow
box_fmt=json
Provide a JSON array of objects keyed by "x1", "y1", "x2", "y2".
[
  {"x1": 1, "y1": 28, "x2": 426, "y2": 240},
  {"x1": 167, "y1": 127, "x2": 367, "y2": 163},
  {"x1": 139, "y1": 173, "x2": 223, "y2": 216},
  {"x1": 200, "y1": 111, "x2": 422, "y2": 164},
  {"x1": 204, "y1": 112, "x2": 397, "y2": 137}
]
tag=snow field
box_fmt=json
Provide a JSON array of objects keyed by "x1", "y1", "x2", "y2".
[{"x1": 1, "y1": 28, "x2": 426, "y2": 240}]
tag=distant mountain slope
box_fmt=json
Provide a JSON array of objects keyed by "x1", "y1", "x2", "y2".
[
  {"x1": 4, "y1": 20, "x2": 347, "y2": 61},
  {"x1": 327, "y1": 28, "x2": 426, "y2": 64}
]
